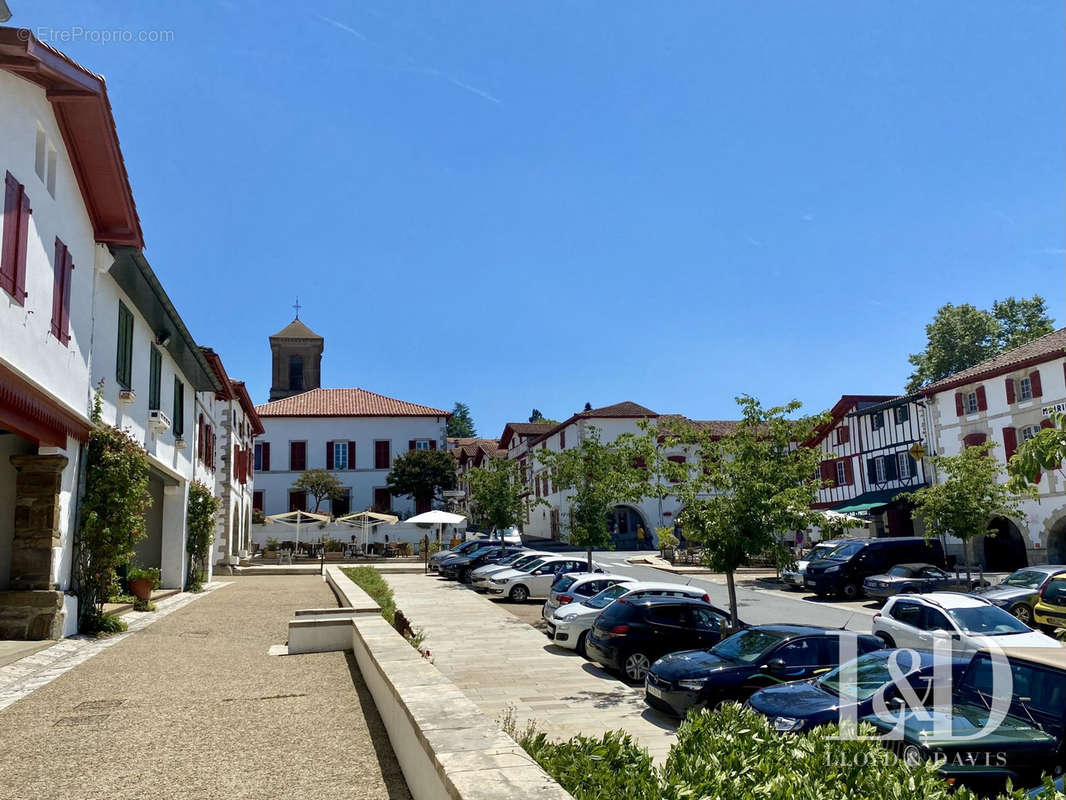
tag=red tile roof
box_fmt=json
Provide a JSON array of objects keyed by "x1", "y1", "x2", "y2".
[
  {"x1": 270, "y1": 318, "x2": 323, "y2": 340},
  {"x1": 255, "y1": 388, "x2": 449, "y2": 418},
  {"x1": 922, "y1": 327, "x2": 1066, "y2": 395}
]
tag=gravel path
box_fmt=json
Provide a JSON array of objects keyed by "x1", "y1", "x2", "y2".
[{"x1": 0, "y1": 576, "x2": 411, "y2": 800}]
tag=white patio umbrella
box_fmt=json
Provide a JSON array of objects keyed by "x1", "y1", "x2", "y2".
[
  {"x1": 336, "y1": 511, "x2": 398, "y2": 554},
  {"x1": 405, "y1": 510, "x2": 467, "y2": 546},
  {"x1": 266, "y1": 510, "x2": 331, "y2": 555}
]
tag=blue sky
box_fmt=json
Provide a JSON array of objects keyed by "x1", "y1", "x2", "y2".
[{"x1": 17, "y1": 1, "x2": 1065, "y2": 436}]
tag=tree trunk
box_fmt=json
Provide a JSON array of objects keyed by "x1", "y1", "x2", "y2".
[
  {"x1": 725, "y1": 569, "x2": 739, "y2": 630},
  {"x1": 964, "y1": 538, "x2": 974, "y2": 586},
  {"x1": 587, "y1": 546, "x2": 593, "y2": 573}
]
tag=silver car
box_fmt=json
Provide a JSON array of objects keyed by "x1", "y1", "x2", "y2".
[
  {"x1": 542, "y1": 573, "x2": 635, "y2": 623},
  {"x1": 781, "y1": 541, "x2": 847, "y2": 589},
  {"x1": 469, "y1": 550, "x2": 545, "y2": 591}
]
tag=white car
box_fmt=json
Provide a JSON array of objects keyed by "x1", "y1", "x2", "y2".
[
  {"x1": 470, "y1": 550, "x2": 548, "y2": 591},
  {"x1": 548, "y1": 580, "x2": 713, "y2": 656},
  {"x1": 542, "y1": 573, "x2": 636, "y2": 623},
  {"x1": 781, "y1": 541, "x2": 846, "y2": 589},
  {"x1": 487, "y1": 555, "x2": 604, "y2": 602},
  {"x1": 873, "y1": 592, "x2": 1062, "y2": 655}
]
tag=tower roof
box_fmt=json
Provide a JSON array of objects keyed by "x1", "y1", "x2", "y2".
[{"x1": 270, "y1": 317, "x2": 322, "y2": 340}]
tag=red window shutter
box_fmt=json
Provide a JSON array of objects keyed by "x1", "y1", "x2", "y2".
[
  {"x1": 12, "y1": 188, "x2": 29, "y2": 304},
  {"x1": 843, "y1": 460, "x2": 854, "y2": 486},
  {"x1": 59, "y1": 246, "x2": 73, "y2": 345},
  {"x1": 430, "y1": 440, "x2": 437, "y2": 450},
  {"x1": 326, "y1": 441, "x2": 334, "y2": 470},
  {"x1": 1005, "y1": 378, "x2": 1015, "y2": 405},
  {"x1": 262, "y1": 442, "x2": 271, "y2": 471},
  {"x1": 1030, "y1": 370, "x2": 1043, "y2": 398},
  {"x1": 347, "y1": 441, "x2": 355, "y2": 469},
  {"x1": 1, "y1": 172, "x2": 19, "y2": 295},
  {"x1": 560, "y1": 431, "x2": 566, "y2": 449},
  {"x1": 247, "y1": 447, "x2": 254, "y2": 479},
  {"x1": 837, "y1": 427, "x2": 849, "y2": 445},
  {"x1": 1003, "y1": 427, "x2": 1018, "y2": 461},
  {"x1": 51, "y1": 238, "x2": 65, "y2": 338},
  {"x1": 408, "y1": 440, "x2": 416, "y2": 451},
  {"x1": 954, "y1": 393, "x2": 964, "y2": 416},
  {"x1": 197, "y1": 415, "x2": 204, "y2": 460},
  {"x1": 976, "y1": 386, "x2": 987, "y2": 411},
  {"x1": 1041, "y1": 418, "x2": 1054, "y2": 430}
]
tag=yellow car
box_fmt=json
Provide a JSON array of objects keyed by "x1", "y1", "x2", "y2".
[{"x1": 1032, "y1": 573, "x2": 1066, "y2": 634}]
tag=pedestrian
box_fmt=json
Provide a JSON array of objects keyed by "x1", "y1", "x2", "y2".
[{"x1": 636, "y1": 525, "x2": 646, "y2": 548}]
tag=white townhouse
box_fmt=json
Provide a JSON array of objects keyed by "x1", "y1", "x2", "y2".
[
  {"x1": 512, "y1": 402, "x2": 737, "y2": 549},
  {"x1": 0, "y1": 29, "x2": 225, "y2": 637},
  {"x1": 199, "y1": 349, "x2": 264, "y2": 570},
  {"x1": 253, "y1": 316, "x2": 451, "y2": 519},
  {"x1": 921, "y1": 328, "x2": 1066, "y2": 571}
]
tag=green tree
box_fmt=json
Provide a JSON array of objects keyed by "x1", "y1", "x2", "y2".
[
  {"x1": 186, "y1": 481, "x2": 220, "y2": 590},
  {"x1": 529, "y1": 409, "x2": 544, "y2": 423},
  {"x1": 1007, "y1": 411, "x2": 1066, "y2": 492},
  {"x1": 906, "y1": 296, "x2": 1054, "y2": 392},
  {"x1": 661, "y1": 397, "x2": 829, "y2": 626},
  {"x1": 386, "y1": 448, "x2": 457, "y2": 511},
  {"x1": 292, "y1": 468, "x2": 345, "y2": 513},
  {"x1": 534, "y1": 426, "x2": 655, "y2": 570},
  {"x1": 446, "y1": 402, "x2": 476, "y2": 438},
  {"x1": 467, "y1": 459, "x2": 527, "y2": 532},
  {"x1": 904, "y1": 442, "x2": 1034, "y2": 583}
]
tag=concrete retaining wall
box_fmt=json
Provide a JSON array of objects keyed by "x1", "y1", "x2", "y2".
[{"x1": 314, "y1": 566, "x2": 574, "y2": 800}]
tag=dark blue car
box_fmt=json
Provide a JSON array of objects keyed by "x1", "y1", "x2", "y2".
[{"x1": 747, "y1": 648, "x2": 970, "y2": 732}]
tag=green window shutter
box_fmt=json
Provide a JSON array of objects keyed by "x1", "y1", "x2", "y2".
[
  {"x1": 148, "y1": 347, "x2": 162, "y2": 410},
  {"x1": 172, "y1": 377, "x2": 184, "y2": 436},
  {"x1": 116, "y1": 301, "x2": 134, "y2": 389}
]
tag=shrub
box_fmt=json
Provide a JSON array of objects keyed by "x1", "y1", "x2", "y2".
[
  {"x1": 81, "y1": 608, "x2": 128, "y2": 637},
  {"x1": 265, "y1": 537, "x2": 279, "y2": 551},
  {"x1": 342, "y1": 566, "x2": 396, "y2": 623},
  {"x1": 656, "y1": 527, "x2": 678, "y2": 554},
  {"x1": 520, "y1": 729, "x2": 661, "y2": 800},
  {"x1": 186, "y1": 481, "x2": 219, "y2": 589}
]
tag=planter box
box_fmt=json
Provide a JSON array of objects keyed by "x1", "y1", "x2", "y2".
[
  {"x1": 263, "y1": 550, "x2": 277, "y2": 559},
  {"x1": 324, "y1": 552, "x2": 345, "y2": 561}
]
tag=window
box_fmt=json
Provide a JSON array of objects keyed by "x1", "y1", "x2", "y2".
[
  {"x1": 289, "y1": 441, "x2": 306, "y2": 471},
  {"x1": 965, "y1": 392, "x2": 979, "y2": 414},
  {"x1": 254, "y1": 442, "x2": 264, "y2": 471},
  {"x1": 835, "y1": 426, "x2": 849, "y2": 445},
  {"x1": 289, "y1": 354, "x2": 303, "y2": 391},
  {"x1": 1019, "y1": 377, "x2": 1033, "y2": 401},
  {"x1": 35, "y1": 128, "x2": 46, "y2": 180},
  {"x1": 894, "y1": 405, "x2": 910, "y2": 424},
  {"x1": 288, "y1": 490, "x2": 307, "y2": 512},
  {"x1": 373, "y1": 488, "x2": 392, "y2": 513},
  {"x1": 667, "y1": 455, "x2": 686, "y2": 483},
  {"x1": 252, "y1": 490, "x2": 264, "y2": 511},
  {"x1": 46, "y1": 147, "x2": 56, "y2": 198},
  {"x1": 889, "y1": 600, "x2": 922, "y2": 627},
  {"x1": 835, "y1": 461, "x2": 847, "y2": 486},
  {"x1": 774, "y1": 638, "x2": 820, "y2": 668},
  {"x1": 333, "y1": 441, "x2": 348, "y2": 470},
  {"x1": 374, "y1": 440, "x2": 391, "y2": 470},
  {"x1": 870, "y1": 412, "x2": 884, "y2": 431},
  {"x1": 874, "y1": 456, "x2": 886, "y2": 483},
  {"x1": 560, "y1": 431, "x2": 566, "y2": 449},
  {"x1": 897, "y1": 452, "x2": 912, "y2": 479},
  {"x1": 1, "y1": 171, "x2": 30, "y2": 305},
  {"x1": 414, "y1": 440, "x2": 430, "y2": 451},
  {"x1": 116, "y1": 301, "x2": 134, "y2": 389},
  {"x1": 1021, "y1": 425, "x2": 1040, "y2": 442},
  {"x1": 148, "y1": 347, "x2": 162, "y2": 410},
  {"x1": 50, "y1": 237, "x2": 73, "y2": 345},
  {"x1": 332, "y1": 488, "x2": 351, "y2": 517},
  {"x1": 172, "y1": 377, "x2": 184, "y2": 436}
]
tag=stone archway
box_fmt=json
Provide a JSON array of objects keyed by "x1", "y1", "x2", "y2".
[
  {"x1": 1046, "y1": 516, "x2": 1066, "y2": 565},
  {"x1": 983, "y1": 517, "x2": 1028, "y2": 571},
  {"x1": 607, "y1": 505, "x2": 651, "y2": 550}
]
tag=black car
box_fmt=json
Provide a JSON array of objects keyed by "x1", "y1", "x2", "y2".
[
  {"x1": 438, "y1": 545, "x2": 509, "y2": 581},
  {"x1": 584, "y1": 595, "x2": 738, "y2": 684},
  {"x1": 805, "y1": 537, "x2": 947, "y2": 600},
  {"x1": 643, "y1": 624, "x2": 882, "y2": 717},
  {"x1": 747, "y1": 648, "x2": 969, "y2": 732}
]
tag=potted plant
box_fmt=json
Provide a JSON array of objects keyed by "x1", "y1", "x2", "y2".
[
  {"x1": 127, "y1": 566, "x2": 160, "y2": 603},
  {"x1": 264, "y1": 537, "x2": 279, "y2": 558},
  {"x1": 323, "y1": 537, "x2": 345, "y2": 561},
  {"x1": 657, "y1": 527, "x2": 679, "y2": 562}
]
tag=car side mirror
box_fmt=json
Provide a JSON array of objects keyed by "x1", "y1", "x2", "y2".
[{"x1": 766, "y1": 658, "x2": 788, "y2": 675}]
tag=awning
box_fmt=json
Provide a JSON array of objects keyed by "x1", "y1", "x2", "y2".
[{"x1": 831, "y1": 488, "x2": 911, "y2": 515}]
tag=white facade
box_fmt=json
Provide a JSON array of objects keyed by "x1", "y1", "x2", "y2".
[{"x1": 253, "y1": 415, "x2": 448, "y2": 519}]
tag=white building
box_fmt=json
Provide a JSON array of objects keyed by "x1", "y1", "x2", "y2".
[
  {"x1": 922, "y1": 328, "x2": 1066, "y2": 570},
  {"x1": 253, "y1": 316, "x2": 450, "y2": 520}
]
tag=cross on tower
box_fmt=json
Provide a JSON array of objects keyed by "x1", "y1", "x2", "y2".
[{"x1": 292, "y1": 297, "x2": 302, "y2": 319}]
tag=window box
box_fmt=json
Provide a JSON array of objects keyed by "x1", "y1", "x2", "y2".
[
  {"x1": 147, "y1": 408, "x2": 171, "y2": 433},
  {"x1": 119, "y1": 388, "x2": 136, "y2": 404},
  {"x1": 174, "y1": 436, "x2": 187, "y2": 450}
]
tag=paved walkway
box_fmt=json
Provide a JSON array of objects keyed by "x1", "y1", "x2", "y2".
[
  {"x1": 0, "y1": 576, "x2": 411, "y2": 800},
  {"x1": 386, "y1": 574, "x2": 678, "y2": 762}
]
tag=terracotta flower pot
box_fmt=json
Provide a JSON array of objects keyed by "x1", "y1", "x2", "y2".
[{"x1": 128, "y1": 578, "x2": 153, "y2": 602}]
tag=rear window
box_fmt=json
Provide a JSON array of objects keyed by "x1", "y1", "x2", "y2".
[
  {"x1": 1043, "y1": 577, "x2": 1066, "y2": 605},
  {"x1": 552, "y1": 575, "x2": 579, "y2": 593},
  {"x1": 597, "y1": 599, "x2": 635, "y2": 624},
  {"x1": 586, "y1": 584, "x2": 630, "y2": 609}
]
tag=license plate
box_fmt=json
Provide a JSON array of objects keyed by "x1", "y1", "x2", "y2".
[{"x1": 647, "y1": 684, "x2": 664, "y2": 698}]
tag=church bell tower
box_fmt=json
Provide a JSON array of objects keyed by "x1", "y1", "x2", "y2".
[{"x1": 269, "y1": 307, "x2": 324, "y2": 401}]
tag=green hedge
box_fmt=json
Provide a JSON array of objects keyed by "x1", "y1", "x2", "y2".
[
  {"x1": 515, "y1": 704, "x2": 1062, "y2": 800},
  {"x1": 341, "y1": 566, "x2": 396, "y2": 624}
]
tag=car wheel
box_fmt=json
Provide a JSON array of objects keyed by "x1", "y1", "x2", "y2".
[
  {"x1": 623, "y1": 651, "x2": 652, "y2": 684},
  {"x1": 900, "y1": 586, "x2": 916, "y2": 594},
  {"x1": 575, "y1": 631, "x2": 588, "y2": 658},
  {"x1": 509, "y1": 585, "x2": 529, "y2": 603},
  {"x1": 875, "y1": 632, "x2": 895, "y2": 648},
  {"x1": 1010, "y1": 604, "x2": 1033, "y2": 625},
  {"x1": 840, "y1": 582, "x2": 861, "y2": 601}
]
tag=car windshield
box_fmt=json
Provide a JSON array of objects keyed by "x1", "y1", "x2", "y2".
[
  {"x1": 585, "y1": 584, "x2": 631, "y2": 609},
  {"x1": 1000, "y1": 569, "x2": 1050, "y2": 589},
  {"x1": 817, "y1": 652, "x2": 921, "y2": 701},
  {"x1": 824, "y1": 542, "x2": 864, "y2": 561},
  {"x1": 497, "y1": 551, "x2": 527, "y2": 565},
  {"x1": 887, "y1": 566, "x2": 914, "y2": 577},
  {"x1": 517, "y1": 558, "x2": 546, "y2": 573},
  {"x1": 945, "y1": 605, "x2": 1031, "y2": 636},
  {"x1": 709, "y1": 629, "x2": 790, "y2": 664}
]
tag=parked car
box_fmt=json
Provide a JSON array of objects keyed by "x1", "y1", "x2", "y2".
[
  {"x1": 470, "y1": 550, "x2": 547, "y2": 591},
  {"x1": 436, "y1": 543, "x2": 500, "y2": 579},
  {"x1": 872, "y1": 592, "x2": 1062, "y2": 655},
  {"x1": 427, "y1": 539, "x2": 481, "y2": 571},
  {"x1": 440, "y1": 545, "x2": 524, "y2": 583},
  {"x1": 644, "y1": 624, "x2": 881, "y2": 717},
  {"x1": 482, "y1": 526, "x2": 522, "y2": 546},
  {"x1": 805, "y1": 537, "x2": 947, "y2": 600},
  {"x1": 542, "y1": 573, "x2": 636, "y2": 624},
  {"x1": 487, "y1": 555, "x2": 604, "y2": 602},
  {"x1": 585, "y1": 595, "x2": 738, "y2": 683},
  {"x1": 979, "y1": 565, "x2": 1066, "y2": 626},
  {"x1": 862, "y1": 563, "x2": 980, "y2": 601},
  {"x1": 548, "y1": 581, "x2": 714, "y2": 656},
  {"x1": 1033, "y1": 572, "x2": 1066, "y2": 634},
  {"x1": 864, "y1": 646, "x2": 1066, "y2": 792},
  {"x1": 781, "y1": 541, "x2": 849, "y2": 589},
  {"x1": 747, "y1": 648, "x2": 968, "y2": 732}
]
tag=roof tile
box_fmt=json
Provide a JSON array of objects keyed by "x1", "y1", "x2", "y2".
[{"x1": 256, "y1": 388, "x2": 449, "y2": 418}]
